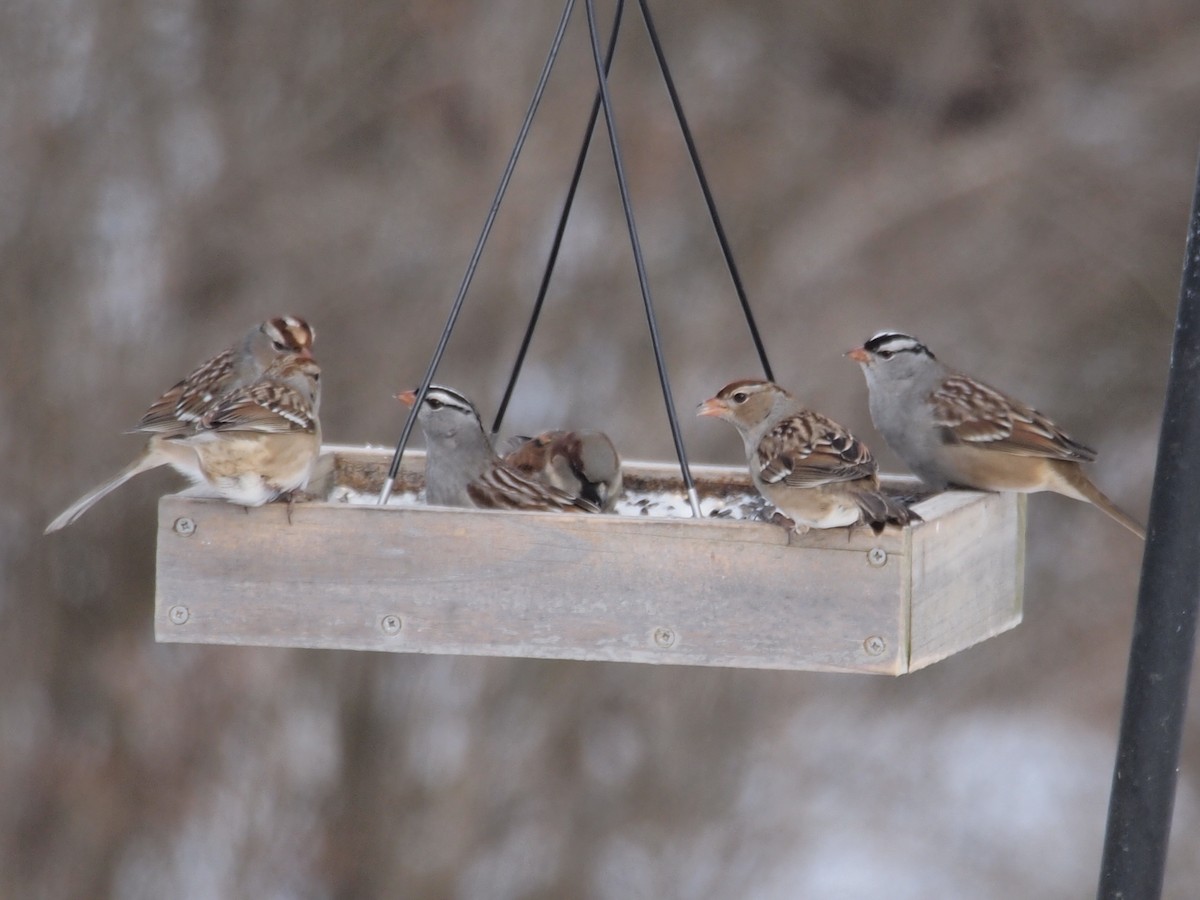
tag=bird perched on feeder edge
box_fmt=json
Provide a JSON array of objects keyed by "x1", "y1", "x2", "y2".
[
  {"x1": 698, "y1": 379, "x2": 917, "y2": 534},
  {"x1": 186, "y1": 352, "x2": 323, "y2": 511},
  {"x1": 45, "y1": 316, "x2": 317, "y2": 532},
  {"x1": 847, "y1": 331, "x2": 1145, "y2": 539}
]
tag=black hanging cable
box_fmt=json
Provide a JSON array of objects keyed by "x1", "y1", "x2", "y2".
[
  {"x1": 491, "y1": 0, "x2": 627, "y2": 436},
  {"x1": 379, "y1": 0, "x2": 577, "y2": 504},
  {"x1": 636, "y1": 0, "x2": 773, "y2": 382},
  {"x1": 583, "y1": 0, "x2": 701, "y2": 517},
  {"x1": 1097, "y1": 151, "x2": 1200, "y2": 898}
]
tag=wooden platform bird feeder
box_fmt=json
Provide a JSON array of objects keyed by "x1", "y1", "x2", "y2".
[
  {"x1": 155, "y1": 446, "x2": 1025, "y2": 676},
  {"x1": 155, "y1": 2, "x2": 1027, "y2": 674}
]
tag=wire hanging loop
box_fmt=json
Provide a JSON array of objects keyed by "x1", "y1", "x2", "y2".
[
  {"x1": 491, "y1": 0, "x2": 627, "y2": 436},
  {"x1": 378, "y1": 0, "x2": 578, "y2": 505},
  {"x1": 583, "y1": 0, "x2": 702, "y2": 517}
]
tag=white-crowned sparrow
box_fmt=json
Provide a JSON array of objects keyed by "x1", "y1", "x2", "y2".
[
  {"x1": 847, "y1": 331, "x2": 1145, "y2": 539},
  {"x1": 45, "y1": 317, "x2": 316, "y2": 532},
  {"x1": 397, "y1": 386, "x2": 600, "y2": 513},
  {"x1": 698, "y1": 379, "x2": 917, "y2": 534},
  {"x1": 501, "y1": 430, "x2": 623, "y2": 512}
]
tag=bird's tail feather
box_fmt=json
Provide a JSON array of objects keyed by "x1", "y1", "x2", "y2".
[
  {"x1": 45, "y1": 447, "x2": 165, "y2": 533},
  {"x1": 1052, "y1": 462, "x2": 1146, "y2": 540}
]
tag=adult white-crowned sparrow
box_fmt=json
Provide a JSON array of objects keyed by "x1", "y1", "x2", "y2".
[
  {"x1": 397, "y1": 386, "x2": 600, "y2": 513},
  {"x1": 187, "y1": 352, "x2": 323, "y2": 508},
  {"x1": 698, "y1": 379, "x2": 917, "y2": 533},
  {"x1": 501, "y1": 430, "x2": 623, "y2": 512},
  {"x1": 847, "y1": 331, "x2": 1145, "y2": 539},
  {"x1": 45, "y1": 316, "x2": 316, "y2": 532}
]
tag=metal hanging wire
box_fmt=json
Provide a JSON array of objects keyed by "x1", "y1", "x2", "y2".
[
  {"x1": 381, "y1": 0, "x2": 773, "y2": 517},
  {"x1": 378, "y1": 0, "x2": 576, "y2": 505},
  {"x1": 491, "y1": 0, "x2": 627, "y2": 436},
  {"x1": 635, "y1": 0, "x2": 773, "y2": 382},
  {"x1": 491, "y1": 0, "x2": 773, "y2": 436},
  {"x1": 580, "y1": 0, "x2": 700, "y2": 515}
]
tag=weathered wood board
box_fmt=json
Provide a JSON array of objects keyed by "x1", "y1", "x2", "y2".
[{"x1": 154, "y1": 446, "x2": 1025, "y2": 675}]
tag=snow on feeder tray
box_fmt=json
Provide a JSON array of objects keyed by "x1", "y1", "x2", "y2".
[{"x1": 154, "y1": 444, "x2": 1025, "y2": 676}]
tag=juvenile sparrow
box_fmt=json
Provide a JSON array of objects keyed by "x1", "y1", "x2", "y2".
[
  {"x1": 45, "y1": 316, "x2": 316, "y2": 532},
  {"x1": 848, "y1": 331, "x2": 1145, "y2": 539},
  {"x1": 188, "y1": 353, "x2": 323, "y2": 508},
  {"x1": 698, "y1": 379, "x2": 917, "y2": 534},
  {"x1": 501, "y1": 430, "x2": 623, "y2": 512},
  {"x1": 397, "y1": 386, "x2": 600, "y2": 513}
]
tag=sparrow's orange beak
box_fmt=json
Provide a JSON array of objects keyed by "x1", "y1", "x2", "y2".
[
  {"x1": 845, "y1": 347, "x2": 870, "y2": 363},
  {"x1": 296, "y1": 345, "x2": 314, "y2": 360},
  {"x1": 396, "y1": 389, "x2": 417, "y2": 408},
  {"x1": 696, "y1": 397, "x2": 727, "y2": 418}
]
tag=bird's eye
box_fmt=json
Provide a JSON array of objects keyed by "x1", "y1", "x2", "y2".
[
  {"x1": 427, "y1": 398, "x2": 443, "y2": 410},
  {"x1": 272, "y1": 339, "x2": 288, "y2": 351},
  {"x1": 878, "y1": 350, "x2": 894, "y2": 360},
  {"x1": 311, "y1": 372, "x2": 320, "y2": 381},
  {"x1": 732, "y1": 392, "x2": 748, "y2": 403}
]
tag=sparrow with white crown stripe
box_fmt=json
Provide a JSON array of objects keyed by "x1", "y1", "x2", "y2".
[
  {"x1": 848, "y1": 331, "x2": 1144, "y2": 538},
  {"x1": 398, "y1": 386, "x2": 600, "y2": 513}
]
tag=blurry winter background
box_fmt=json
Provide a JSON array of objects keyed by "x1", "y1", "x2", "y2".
[{"x1": 4, "y1": 0, "x2": 1199, "y2": 896}]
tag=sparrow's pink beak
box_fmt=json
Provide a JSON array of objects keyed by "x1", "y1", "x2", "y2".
[
  {"x1": 396, "y1": 389, "x2": 417, "y2": 408},
  {"x1": 696, "y1": 397, "x2": 727, "y2": 418},
  {"x1": 845, "y1": 347, "x2": 870, "y2": 363}
]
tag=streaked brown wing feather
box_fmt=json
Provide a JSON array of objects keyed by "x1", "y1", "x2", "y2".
[
  {"x1": 202, "y1": 382, "x2": 315, "y2": 434},
  {"x1": 931, "y1": 374, "x2": 1096, "y2": 462},
  {"x1": 468, "y1": 464, "x2": 599, "y2": 512},
  {"x1": 137, "y1": 349, "x2": 237, "y2": 433},
  {"x1": 756, "y1": 413, "x2": 876, "y2": 488}
]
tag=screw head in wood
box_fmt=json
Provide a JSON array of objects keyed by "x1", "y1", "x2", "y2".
[
  {"x1": 863, "y1": 635, "x2": 886, "y2": 656},
  {"x1": 867, "y1": 547, "x2": 887, "y2": 567},
  {"x1": 173, "y1": 517, "x2": 196, "y2": 536},
  {"x1": 380, "y1": 614, "x2": 402, "y2": 635},
  {"x1": 168, "y1": 605, "x2": 189, "y2": 625},
  {"x1": 653, "y1": 627, "x2": 676, "y2": 649}
]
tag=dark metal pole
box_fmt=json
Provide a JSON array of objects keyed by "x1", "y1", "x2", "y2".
[{"x1": 1097, "y1": 153, "x2": 1200, "y2": 898}]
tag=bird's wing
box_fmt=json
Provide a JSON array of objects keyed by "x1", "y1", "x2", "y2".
[
  {"x1": 930, "y1": 374, "x2": 1096, "y2": 461},
  {"x1": 200, "y1": 382, "x2": 316, "y2": 434},
  {"x1": 136, "y1": 349, "x2": 237, "y2": 434},
  {"x1": 468, "y1": 463, "x2": 600, "y2": 513},
  {"x1": 755, "y1": 413, "x2": 877, "y2": 488}
]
